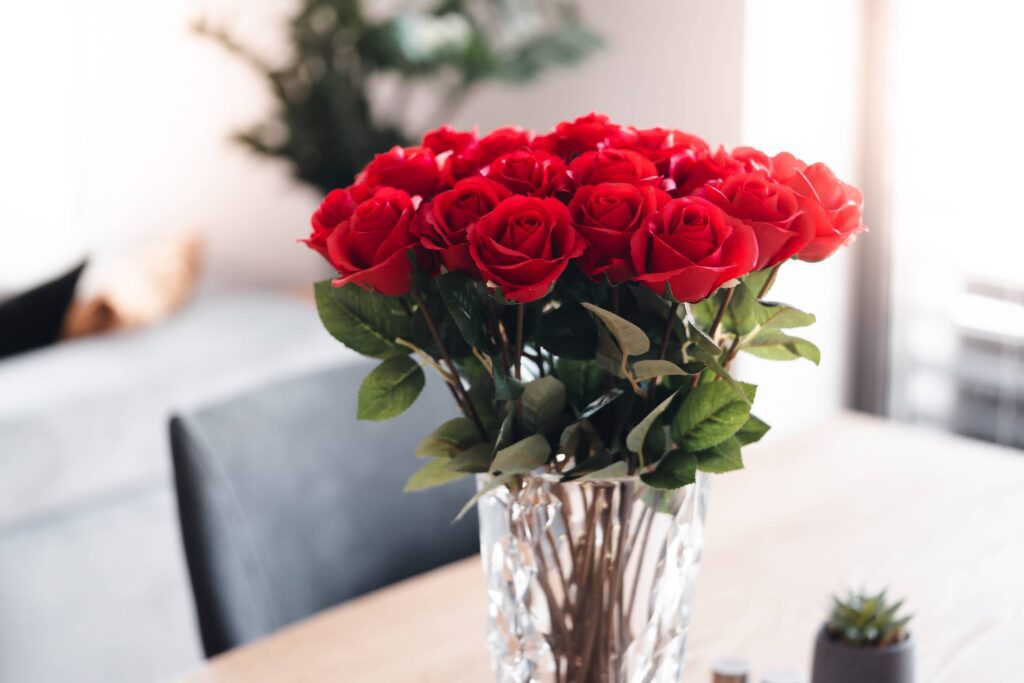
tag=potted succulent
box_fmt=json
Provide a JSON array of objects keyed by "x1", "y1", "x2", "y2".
[{"x1": 812, "y1": 590, "x2": 915, "y2": 683}]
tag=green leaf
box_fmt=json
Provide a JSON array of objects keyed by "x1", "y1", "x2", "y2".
[
  {"x1": 743, "y1": 331, "x2": 821, "y2": 364},
  {"x1": 446, "y1": 443, "x2": 493, "y2": 473},
  {"x1": 404, "y1": 457, "x2": 466, "y2": 492},
  {"x1": 735, "y1": 415, "x2": 770, "y2": 445},
  {"x1": 582, "y1": 303, "x2": 650, "y2": 356},
  {"x1": 314, "y1": 280, "x2": 410, "y2": 358},
  {"x1": 357, "y1": 355, "x2": 425, "y2": 421},
  {"x1": 631, "y1": 359, "x2": 687, "y2": 382},
  {"x1": 556, "y1": 358, "x2": 611, "y2": 411},
  {"x1": 685, "y1": 322, "x2": 751, "y2": 404},
  {"x1": 490, "y1": 434, "x2": 551, "y2": 475},
  {"x1": 727, "y1": 281, "x2": 765, "y2": 336},
  {"x1": 521, "y1": 377, "x2": 567, "y2": 434},
  {"x1": 626, "y1": 391, "x2": 678, "y2": 455},
  {"x1": 533, "y1": 302, "x2": 599, "y2": 360},
  {"x1": 759, "y1": 304, "x2": 816, "y2": 329},
  {"x1": 492, "y1": 365, "x2": 524, "y2": 401},
  {"x1": 695, "y1": 436, "x2": 743, "y2": 473},
  {"x1": 580, "y1": 461, "x2": 630, "y2": 481},
  {"x1": 415, "y1": 418, "x2": 483, "y2": 458},
  {"x1": 641, "y1": 449, "x2": 697, "y2": 490},
  {"x1": 742, "y1": 269, "x2": 776, "y2": 298},
  {"x1": 671, "y1": 381, "x2": 755, "y2": 451},
  {"x1": 436, "y1": 272, "x2": 492, "y2": 351}
]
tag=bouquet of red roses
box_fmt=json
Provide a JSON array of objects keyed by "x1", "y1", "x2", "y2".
[{"x1": 305, "y1": 113, "x2": 863, "y2": 499}]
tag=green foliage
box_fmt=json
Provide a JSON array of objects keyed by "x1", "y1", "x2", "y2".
[
  {"x1": 404, "y1": 457, "x2": 466, "y2": 491},
  {"x1": 314, "y1": 280, "x2": 410, "y2": 359},
  {"x1": 534, "y1": 303, "x2": 598, "y2": 360},
  {"x1": 743, "y1": 330, "x2": 821, "y2": 364},
  {"x1": 826, "y1": 590, "x2": 912, "y2": 648},
  {"x1": 671, "y1": 382, "x2": 755, "y2": 452},
  {"x1": 694, "y1": 437, "x2": 743, "y2": 473},
  {"x1": 641, "y1": 449, "x2": 697, "y2": 490},
  {"x1": 357, "y1": 355, "x2": 425, "y2": 421},
  {"x1": 195, "y1": 0, "x2": 602, "y2": 192},
  {"x1": 735, "y1": 415, "x2": 771, "y2": 445},
  {"x1": 626, "y1": 391, "x2": 677, "y2": 456},
  {"x1": 490, "y1": 434, "x2": 551, "y2": 475},
  {"x1": 437, "y1": 272, "x2": 493, "y2": 352},
  {"x1": 520, "y1": 377, "x2": 567, "y2": 435}
]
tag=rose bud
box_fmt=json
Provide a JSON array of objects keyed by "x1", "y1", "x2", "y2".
[
  {"x1": 699, "y1": 172, "x2": 813, "y2": 270},
  {"x1": 770, "y1": 153, "x2": 865, "y2": 261},
  {"x1": 630, "y1": 196, "x2": 758, "y2": 302},
  {"x1": 416, "y1": 177, "x2": 510, "y2": 276},
  {"x1": 363, "y1": 145, "x2": 440, "y2": 199},
  {"x1": 484, "y1": 150, "x2": 568, "y2": 197},
  {"x1": 468, "y1": 196, "x2": 585, "y2": 303},
  {"x1": 569, "y1": 148, "x2": 659, "y2": 187},
  {"x1": 327, "y1": 188, "x2": 423, "y2": 296},
  {"x1": 569, "y1": 183, "x2": 669, "y2": 282}
]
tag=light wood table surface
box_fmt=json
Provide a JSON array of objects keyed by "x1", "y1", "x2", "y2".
[{"x1": 179, "y1": 412, "x2": 1024, "y2": 682}]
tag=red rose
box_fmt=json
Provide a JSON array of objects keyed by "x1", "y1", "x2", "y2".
[
  {"x1": 327, "y1": 188, "x2": 420, "y2": 296},
  {"x1": 699, "y1": 172, "x2": 813, "y2": 270},
  {"x1": 468, "y1": 196, "x2": 585, "y2": 302},
  {"x1": 540, "y1": 113, "x2": 628, "y2": 159},
  {"x1": 484, "y1": 150, "x2": 568, "y2": 197},
  {"x1": 416, "y1": 177, "x2": 510, "y2": 275},
  {"x1": 630, "y1": 196, "x2": 758, "y2": 302},
  {"x1": 363, "y1": 146, "x2": 440, "y2": 198},
  {"x1": 633, "y1": 129, "x2": 711, "y2": 166},
  {"x1": 570, "y1": 183, "x2": 669, "y2": 282},
  {"x1": 771, "y1": 153, "x2": 865, "y2": 261},
  {"x1": 422, "y1": 125, "x2": 477, "y2": 155},
  {"x1": 666, "y1": 146, "x2": 742, "y2": 197},
  {"x1": 305, "y1": 188, "x2": 358, "y2": 261},
  {"x1": 476, "y1": 127, "x2": 534, "y2": 165},
  {"x1": 569, "y1": 148, "x2": 658, "y2": 187}
]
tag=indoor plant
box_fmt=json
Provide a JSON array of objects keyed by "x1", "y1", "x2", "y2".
[
  {"x1": 304, "y1": 113, "x2": 864, "y2": 682},
  {"x1": 812, "y1": 590, "x2": 915, "y2": 683}
]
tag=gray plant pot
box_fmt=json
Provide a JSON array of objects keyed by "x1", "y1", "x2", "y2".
[{"x1": 811, "y1": 626, "x2": 915, "y2": 683}]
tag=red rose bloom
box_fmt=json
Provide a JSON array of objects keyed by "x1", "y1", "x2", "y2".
[
  {"x1": 476, "y1": 127, "x2": 534, "y2": 165},
  {"x1": 416, "y1": 177, "x2": 510, "y2": 276},
  {"x1": 468, "y1": 196, "x2": 585, "y2": 302},
  {"x1": 569, "y1": 148, "x2": 658, "y2": 187},
  {"x1": 770, "y1": 153, "x2": 865, "y2": 261},
  {"x1": 363, "y1": 146, "x2": 440, "y2": 198},
  {"x1": 700, "y1": 172, "x2": 813, "y2": 270},
  {"x1": 570, "y1": 183, "x2": 669, "y2": 282},
  {"x1": 635, "y1": 130, "x2": 711, "y2": 167},
  {"x1": 305, "y1": 188, "x2": 359, "y2": 261},
  {"x1": 630, "y1": 196, "x2": 758, "y2": 302},
  {"x1": 422, "y1": 125, "x2": 477, "y2": 155},
  {"x1": 666, "y1": 146, "x2": 742, "y2": 197},
  {"x1": 327, "y1": 188, "x2": 420, "y2": 296},
  {"x1": 540, "y1": 112, "x2": 627, "y2": 159},
  {"x1": 485, "y1": 150, "x2": 568, "y2": 197}
]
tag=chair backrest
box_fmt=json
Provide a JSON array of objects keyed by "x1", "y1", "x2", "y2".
[{"x1": 169, "y1": 362, "x2": 479, "y2": 657}]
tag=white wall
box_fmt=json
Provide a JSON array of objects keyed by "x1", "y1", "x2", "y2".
[{"x1": 737, "y1": 0, "x2": 863, "y2": 434}]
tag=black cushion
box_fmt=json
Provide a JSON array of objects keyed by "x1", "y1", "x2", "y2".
[
  {"x1": 0, "y1": 262, "x2": 86, "y2": 359},
  {"x1": 169, "y1": 362, "x2": 479, "y2": 657}
]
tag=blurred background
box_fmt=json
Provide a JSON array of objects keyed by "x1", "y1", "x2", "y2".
[{"x1": 1, "y1": 1, "x2": 1021, "y2": 682}]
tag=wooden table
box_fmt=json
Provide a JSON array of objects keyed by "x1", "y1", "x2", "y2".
[{"x1": 179, "y1": 413, "x2": 1024, "y2": 682}]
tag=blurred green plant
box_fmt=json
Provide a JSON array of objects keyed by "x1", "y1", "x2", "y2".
[
  {"x1": 826, "y1": 589, "x2": 912, "y2": 648},
  {"x1": 194, "y1": 0, "x2": 602, "y2": 193}
]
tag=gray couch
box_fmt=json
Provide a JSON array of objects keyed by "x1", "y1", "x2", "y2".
[{"x1": 0, "y1": 292, "x2": 391, "y2": 683}]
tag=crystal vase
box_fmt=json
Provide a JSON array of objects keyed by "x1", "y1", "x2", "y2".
[{"x1": 476, "y1": 472, "x2": 710, "y2": 683}]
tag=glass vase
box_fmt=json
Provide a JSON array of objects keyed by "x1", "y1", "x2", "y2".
[{"x1": 476, "y1": 472, "x2": 710, "y2": 683}]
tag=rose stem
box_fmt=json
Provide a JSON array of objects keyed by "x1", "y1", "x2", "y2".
[
  {"x1": 645, "y1": 301, "x2": 682, "y2": 404},
  {"x1": 410, "y1": 290, "x2": 487, "y2": 440},
  {"x1": 723, "y1": 262, "x2": 783, "y2": 367},
  {"x1": 485, "y1": 296, "x2": 513, "y2": 373},
  {"x1": 514, "y1": 303, "x2": 525, "y2": 380},
  {"x1": 691, "y1": 286, "x2": 736, "y2": 389}
]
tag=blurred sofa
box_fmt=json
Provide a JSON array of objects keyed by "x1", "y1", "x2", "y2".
[{"x1": 0, "y1": 292, "x2": 361, "y2": 683}]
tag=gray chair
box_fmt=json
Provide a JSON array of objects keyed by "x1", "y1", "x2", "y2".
[{"x1": 169, "y1": 363, "x2": 479, "y2": 657}]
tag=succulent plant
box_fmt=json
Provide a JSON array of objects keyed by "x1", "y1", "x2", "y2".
[{"x1": 825, "y1": 590, "x2": 912, "y2": 648}]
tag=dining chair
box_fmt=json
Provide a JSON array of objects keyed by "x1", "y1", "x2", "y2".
[{"x1": 169, "y1": 362, "x2": 479, "y2": 657}]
